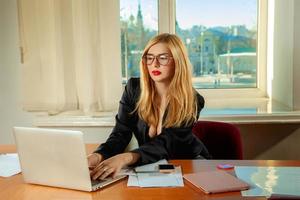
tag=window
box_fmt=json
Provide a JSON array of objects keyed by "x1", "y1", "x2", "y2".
[
  {"x1": 120, "y1": 0, "x2": 158, "y2": 82},
  {"x1": 120, "y1": 0, "x2": 267, "y2": 96},
  {"x1": 176, "y1": 0, "x2": 258, "y2": 89}
]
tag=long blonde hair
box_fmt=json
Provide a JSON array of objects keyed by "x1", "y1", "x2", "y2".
[{"x1": 136, "y1": 33, "x2": 198, "y2": 128}]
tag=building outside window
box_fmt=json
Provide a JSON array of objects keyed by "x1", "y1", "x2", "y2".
[
  {"x1": 120, "y1": 0, "x2": 158, "y2": 83},
  {"x1": 176, "y1": 0, "x2": 257, "y2": 89}
]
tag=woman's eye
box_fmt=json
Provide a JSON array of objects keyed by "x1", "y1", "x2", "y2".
[{"x1": 146, "y1": 56, "x2": 154, "y2": 61}]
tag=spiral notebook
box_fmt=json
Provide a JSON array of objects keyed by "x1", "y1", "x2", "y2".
[{"x1": 184, "y1": 170, "x2": 250, "y2": 194}]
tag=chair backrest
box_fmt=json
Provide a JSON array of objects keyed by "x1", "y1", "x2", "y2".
[{"x1": 192, "y1": 121, "x2": 243, "y2": 159}]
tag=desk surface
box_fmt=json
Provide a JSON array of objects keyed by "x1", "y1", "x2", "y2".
[{"x1": 1, "y1": 144, "x2": 300, "y2": 200}]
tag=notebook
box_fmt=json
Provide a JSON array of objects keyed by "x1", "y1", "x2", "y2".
[
  {"x1": 13, "y1": 127, "x2": 126, "y2": 192},
  {"x1": 184, "y1": 170, "x2": 250, "y2": 194}
]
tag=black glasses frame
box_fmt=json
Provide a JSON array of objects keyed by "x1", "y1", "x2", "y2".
[{"x1": 142, "y1": 54, "x2": 173, "y2": 66}]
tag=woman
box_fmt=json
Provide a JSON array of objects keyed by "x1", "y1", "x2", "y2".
[{"x1": 89, "y1": 33, "x2": 210, "y2": 180}]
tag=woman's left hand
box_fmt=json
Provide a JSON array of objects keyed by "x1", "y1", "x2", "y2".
[{"x1": 91, "y1": 152, "x2": 140, "y2": 180}]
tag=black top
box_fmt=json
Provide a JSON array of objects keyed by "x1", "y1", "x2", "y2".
[{"x1": 94, "y1": 78, "x2": 211, "y2": 165}]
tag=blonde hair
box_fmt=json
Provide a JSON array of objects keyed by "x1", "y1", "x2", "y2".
[{"x1": 136, "y1": 33, "x2": 198, "y2": 128}]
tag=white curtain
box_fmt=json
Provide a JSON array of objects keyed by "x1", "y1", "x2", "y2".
[{"x1": 18, "y1": 0, "x2": 122, "y2": 115}]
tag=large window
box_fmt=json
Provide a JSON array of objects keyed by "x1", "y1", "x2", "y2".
[
  {"x1": 120, "y1": 0, "x2": 158, "y2": 82},
  {"x1": 176, "y1": 0, "x2": 258, "y2": 89},
  {"x1": 120, "y1": 0, "x2": 261, "y2": 90}
]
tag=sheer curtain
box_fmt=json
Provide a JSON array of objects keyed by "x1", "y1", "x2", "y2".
[{"x1": 18, "y1": 0, "x2": 122, "y2": 115}]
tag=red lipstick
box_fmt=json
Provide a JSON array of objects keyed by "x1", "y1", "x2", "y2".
[{"x1": 152, "y1": 70, "x2": 161, "y2": 76}]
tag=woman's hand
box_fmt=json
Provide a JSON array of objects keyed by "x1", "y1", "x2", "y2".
[
  {"x1": 87, "y1": 153, "x2": 103, "y2": 171},
  {"x1": 90, "y1": 152, "x2": 140, "y2": 180}
]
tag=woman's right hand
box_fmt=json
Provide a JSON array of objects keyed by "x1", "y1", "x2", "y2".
[{"x1": 87, "y1": 153, "x2": 103, "y2": 172}]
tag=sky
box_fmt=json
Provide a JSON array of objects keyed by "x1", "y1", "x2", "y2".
[
  {"x1": 120, "y1": 0, "x2": 257, "y2": 30},
  {"x1": 120, "y1": 0, "x2": 158, "y2": 29}
]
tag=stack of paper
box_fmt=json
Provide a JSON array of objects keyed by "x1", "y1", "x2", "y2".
[
  {"x1": 127, "y1": 159, "x2": 184, "y2": 187},
  {"x1": 0, "y1": 153, "x2": 21, "y2": 177}
]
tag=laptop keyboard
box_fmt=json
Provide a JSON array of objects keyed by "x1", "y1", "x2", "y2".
[{"x1": 91, "y1": 175, "x2": 127, "y2": 190}]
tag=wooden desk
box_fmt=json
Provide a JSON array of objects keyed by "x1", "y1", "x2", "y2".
[{"x1": 1, "y1": 144, "x2": 300, "y2": 200}]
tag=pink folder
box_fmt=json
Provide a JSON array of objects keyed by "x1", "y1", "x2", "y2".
[{"x1": 184, "y1": 170, "x2": 250, "y2": 194}]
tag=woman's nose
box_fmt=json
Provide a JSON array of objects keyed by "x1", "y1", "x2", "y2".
[{"x1": 153, "y1": 57, "x2": 160, "y2": 68}]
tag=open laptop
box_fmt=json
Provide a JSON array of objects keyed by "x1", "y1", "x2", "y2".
[{"x1": 13, "y1": 127, "x2": 127, "y2": 192}]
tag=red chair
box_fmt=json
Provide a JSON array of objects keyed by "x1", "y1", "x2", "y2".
[{"x1": 192, "y1": 121, "x2": 243, "y2": 159}]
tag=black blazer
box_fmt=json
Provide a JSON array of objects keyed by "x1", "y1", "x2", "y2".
[{"x1": 94, "y1": 78, "x2": 210, "y2": 165}]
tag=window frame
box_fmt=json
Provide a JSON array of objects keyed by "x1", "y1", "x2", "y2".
[{"x1": 158, "y1": 0, "x2": 268, "y2": 99}]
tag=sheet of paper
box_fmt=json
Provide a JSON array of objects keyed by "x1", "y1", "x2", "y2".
[
  {"x1": 0, "y1": 153, "x2": 21, "y2": 177},
  {"x1": 127, "y1": 159, "x2": 184, "y2": 187},
  {"x1": 134, "y1": 159, "x2": 168, "y2": 172},
  {"x1": 235, "y1": 166, "x2": 300, "y2": 197},
  {"x1": 127, "y1": 173, "x2": 139, "y2": 187},
  {"x1": 127, "y1": 160, "x2": 167, "y2": 187},
  {"x1": 137, "y1": 166, "x2": 184, "y2": 187}
]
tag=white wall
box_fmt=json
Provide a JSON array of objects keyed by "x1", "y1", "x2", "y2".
[
  {"x1": 293, "y1": 0, "x2": 300, "y2": 110},
  {"x1": 272, "y1": 0, "x2": 294, "y2": 108},
  {"x1": 0, "y1": 0, "x2": 34, "y2": 144}
]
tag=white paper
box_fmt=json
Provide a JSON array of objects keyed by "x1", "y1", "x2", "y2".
[
  {"x1": 0, "y1": 153, "x2": 21, "y2": 177},
  {"x1": 127, "y1": 159, "x2": 184, "y2": 187},
  {"x1": 235, "y1": 166, "x2": 300, "y2": 197},
  {"x1": 134, "y1": 159, "x2": 168, "y2": 172},
  {"x1": 137, "y1": 166, "x2": 184, "y2": 187},
  {"x1": 127, "y1": 173, "x2": 139, "y2": 187}
]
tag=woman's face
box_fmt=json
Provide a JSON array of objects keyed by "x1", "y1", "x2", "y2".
[{"x1": 145, "y1": 43, "x2": 175, "y2": 84}]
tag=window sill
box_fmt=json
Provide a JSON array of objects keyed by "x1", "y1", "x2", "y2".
[
  {"x1": 33, "y1": 98, "x2": 300, "y2": 127},
  {"x1": 34, "y1": 112, "x2": 300, "y2": 127},
  {"x1": 33, "y1": 111, "x2": 116, "y2": 127},
  {"x1": 200, "y1": 112, "x2": 300, "y2": 124},
  {"x1": 34, "y1": 113, "x2": 300, "y2": 127},
  {"x1": 34, "y1": 115, "x2": 115, "y2": 127}
]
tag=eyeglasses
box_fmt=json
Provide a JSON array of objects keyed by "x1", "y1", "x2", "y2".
[{"x1": 143, "y1": 54, "x2": 173, "y2": 66}]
